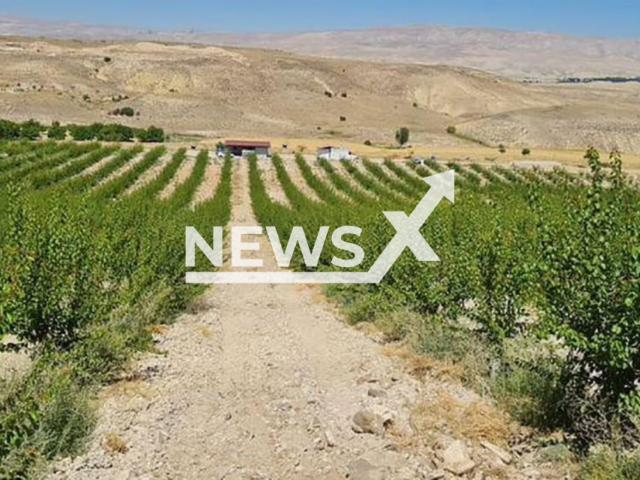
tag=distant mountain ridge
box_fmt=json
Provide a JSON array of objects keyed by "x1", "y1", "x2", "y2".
[{"x1": 1, "y1": 14, "x2": 640, "y2": 78}]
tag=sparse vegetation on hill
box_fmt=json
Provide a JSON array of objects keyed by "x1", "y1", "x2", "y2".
[
  {"x1": 110, "y1": 106, "x2": 136, "y2": 117},
  {"x1": 1, "y1": 38, "x2": 640, "y2": 153}
]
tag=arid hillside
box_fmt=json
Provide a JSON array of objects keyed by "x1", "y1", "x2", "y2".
[
  {"x1": 3, "y1": 16, "x2": 640, "y2": 79},
  {"x1": 1, "y1": 37, "x2": 640, "y2": 152}
]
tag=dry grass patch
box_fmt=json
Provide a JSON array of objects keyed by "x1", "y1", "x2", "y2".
[
  {"x1": 104, "y1": 433, "x2": 129, "y2": 454},
  {"x1": 186, "y1": 296, "x2": 212, "y2": 314},
  {"x1": 145, "y1": 324, "x2": 168, "y2": 336},
  {"x1": 196, "y1": 326, "x2": 213, "y2": 338},
  {"x1": 413, "y1": 390, "x2": 518, "y2": 446},
  {"x1": 383, "y1": 345, "x2": 465, "y2": 381},
  {"x1": 103, "y1": 378, "x2": 155, "y2": 400}
]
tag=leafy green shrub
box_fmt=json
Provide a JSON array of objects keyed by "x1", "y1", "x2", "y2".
[
  {"x1": 537, "y1": 148, "x2": 640, "y2": 447},
  {"x1": 110, "y1": 107, "x2": 135, "y2": 117},
  {"x1": 0, "y1": 120, "x2": 21, "y2": 140},
  {"x1": 136, "y1": 126, "x2": 165, "y2": 143},
  {"x1": 47, "y1": 121, "x2": 67, "y2": 140},
  {"x1": 19, "y1": 120, "x2": 43, "y2": 141},
  {"x1": 2, "y1": 197, "x2": 112, "y2": 347},
  {"x1": 96, "y1": 124, "x2": 134, "y2": 142}
]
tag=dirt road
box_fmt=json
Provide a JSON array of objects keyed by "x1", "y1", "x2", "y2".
[{"x1": 49, "y1": 161, "x2": 552, "y2": 480}]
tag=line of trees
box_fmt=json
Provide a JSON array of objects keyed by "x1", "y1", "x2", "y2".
[
  {"x1": 558, "y1": 76, "x2": 640, "y2": 84},
  {"x1": 0, "y1": 119, "x2": 165, "y2": 143}
]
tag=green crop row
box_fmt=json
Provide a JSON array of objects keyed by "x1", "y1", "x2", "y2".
[
  {"x1": 61, "y1": 145, "x2": 145, "y2": 194},
  {"x1": 92, "y1": 146, "x2": 166, "y2": 201},
  {"x1": 30, "y1": 145, "x2": 120, "y2": 190},
  {"x1": 0, "y1": 143, "x2": 99, "y2": 186},
  {"x1": 130, "y1": 148, "x2": 187, "y2": 200},
  {"x1": 362, "y1": 159, "x2": 422, "y2": 199},
  {"x1": 294, "y1": 154, "x2": 344, "y2": 204},
  {"x1": 317, "y1": 159, "x2": 373, "y2": 204},
  {"x1": 340, "y1": 159, "x2": 408, "y2": 207},
  {"x1": 383, "y1": 159, "x2": 430, "y2": 193},
  {"x1": 0, "y1": 141, "x2": 67, "y2": 175},
  {"x1": 166, "y1": 149, "x2": 209, "y2": 210}
]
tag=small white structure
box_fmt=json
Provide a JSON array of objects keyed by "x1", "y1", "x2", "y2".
[
  {"x1": 317, "y1": 146, "x2": 354, "y2": 161},
  {"x1": 225, "y1": 140, "x2": 271, "y2": 159}
]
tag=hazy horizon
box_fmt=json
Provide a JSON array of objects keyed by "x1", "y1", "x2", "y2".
[{"x1": 1, "y1": 0, "x2": 639, "y2": 38}]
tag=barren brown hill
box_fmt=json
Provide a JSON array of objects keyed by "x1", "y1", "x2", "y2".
[
  {"x1": 3, "y1": 16, "x2": 640, "y2": 79},
  {"x1": 1, "y1": 37, "x2": 640, "y2": 153}
]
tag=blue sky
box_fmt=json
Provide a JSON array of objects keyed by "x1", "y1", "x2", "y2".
[{"x1": 0, "y1": 0, "x2": 639, "y2": 37}]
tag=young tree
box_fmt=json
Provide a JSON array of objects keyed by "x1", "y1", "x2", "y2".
[
  {"x1": 396, "y1": 127, "x2": 410, "y2": 146},
  {"x1": 97, "y1": 124, "x2": 134, "y2": 142},
  {"x1": 136, "y1": 126, "x2": 165, "y2": 143},
  {"x1": 47, "y1": 121, "x2": 67, "y2": 140},
  {"x1": 68, "y1": 124, "x2": 95, "y2": 141},
  {"x1": 20, "y1": 119, "x2": 43, "y2": 141},
  {"x1": 0, "y1": 120, "x2": 21, "y2": 140}
]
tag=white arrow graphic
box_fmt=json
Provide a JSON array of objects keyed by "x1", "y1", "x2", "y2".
[
  {"x1": 367, "y1": 169, "x2": 455, "y2": 282},
  {"x1": 187, "y1": 170, "x2": 455, "y2": 284}
]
